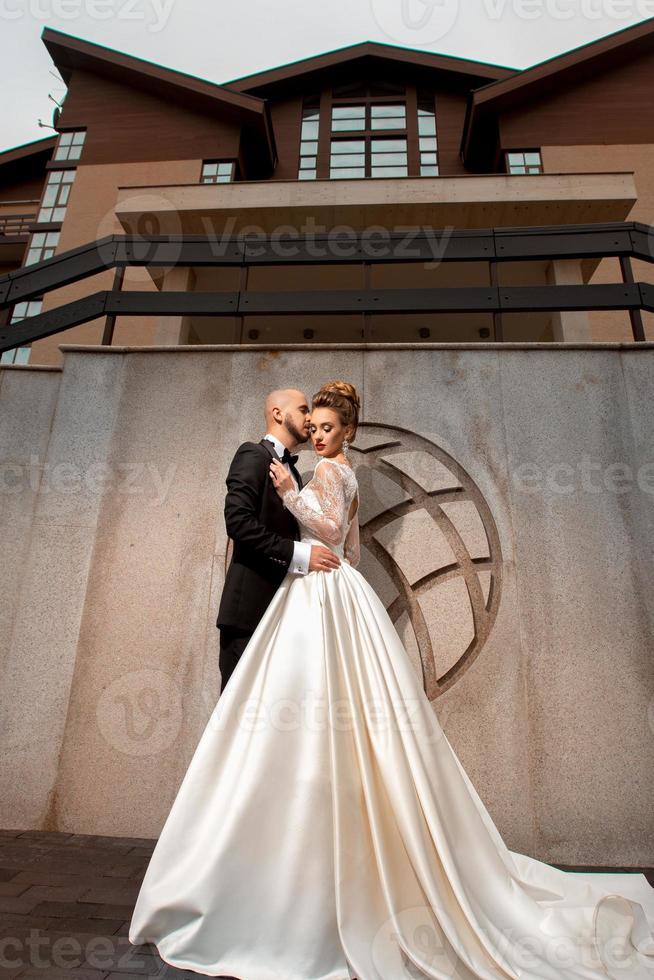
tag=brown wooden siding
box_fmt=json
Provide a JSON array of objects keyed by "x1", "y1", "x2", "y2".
[
  {"x1": 58, "y1": 69, "x2": 243, "y2": 167},
  {"x1": 267, "y1": 95, "x2": 303, "y2": 180},
  {"x1": 433, "y1": 89, "x2": 469, "y2": 176},
  {"x1": 499, "y1": 47, "x2": 654, "y2": 150}
]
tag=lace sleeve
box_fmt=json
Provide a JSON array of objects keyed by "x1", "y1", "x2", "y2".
[
  {"x1": 281, "y1": 458, "x2": 346, "y2": 547},
  {"x1": 344, "y1": 505, "x2": 360, "y2": 568}
]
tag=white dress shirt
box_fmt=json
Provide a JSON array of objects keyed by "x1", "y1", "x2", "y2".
[{"x1": 263, "y1": 433, "x2": 311, "y2": 575}]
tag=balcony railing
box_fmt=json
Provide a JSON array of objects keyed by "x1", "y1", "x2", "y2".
[
  {"x1": 0, "y1": 212, "x2": 36, "y2": 238},
  {"x1": 0, "y1": 221, "x2": 653, "y2": 353}
]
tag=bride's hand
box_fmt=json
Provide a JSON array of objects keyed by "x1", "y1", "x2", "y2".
[{"x1": 269, "y1": 458, "x2": 295, "y2": 496}]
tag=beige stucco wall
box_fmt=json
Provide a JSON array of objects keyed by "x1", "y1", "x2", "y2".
[
  {"x1": 0, "y1": 343, "x2": 652, "y2": 866},
  {"x1": 542, "y1": 144, "x2": 654, "y2": 342}
]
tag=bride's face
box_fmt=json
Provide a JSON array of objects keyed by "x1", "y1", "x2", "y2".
[{"x1": 309, "y1": 407, "x2": 348, "y2": 458}]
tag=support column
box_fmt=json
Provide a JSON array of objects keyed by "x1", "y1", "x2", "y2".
[
  {"x1": 545, "y1": 258, "x2": 592, "y2": 342},
  {"x1": 154, "y1": 265, "x2": 196, "y2": 345}
]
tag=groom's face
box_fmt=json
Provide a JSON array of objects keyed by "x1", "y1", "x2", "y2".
[{"x1": 283, "y1": 391, "x2": 311, "y2": 446}]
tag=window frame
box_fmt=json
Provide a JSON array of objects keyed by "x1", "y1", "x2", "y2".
[
  {"x1": 505, "y1": 149, "x2": 543, "y2": 175},
  {"x1": 328, "y1": 98, "x2": 408, "y2": 179},
  {"x1": 297, "y1": 102, "x2": 320, "y2": 180},
  {"x1": 0, "y1": 298, "x2": 43, "y2": 365},
  {"x1": 36, "y1": 169, "x2": 76, "y2": 224},
  {"x1": 417, "y1": 96, "x2": 439, "y2": 177},
  {"x1": 25, "y1": 231, "x2": 60, "y2": 266},
  {"x1": 52, "y1": 129, "x2": 86, "y2": 163},
  {"x1": 200, "y1": 159, "x2": 238, "y2": 183},
  {"x1": 300, "y1": 86, "x2": 438, "y2": 180}
]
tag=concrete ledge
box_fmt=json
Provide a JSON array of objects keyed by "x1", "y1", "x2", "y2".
[{"x1": 50, "y1": 341, "x2": 654, "y2": 353}]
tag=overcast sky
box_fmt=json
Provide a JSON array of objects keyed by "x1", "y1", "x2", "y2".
[{"x1": 1, "y1": 0, "x2": 653, "y2": 152}]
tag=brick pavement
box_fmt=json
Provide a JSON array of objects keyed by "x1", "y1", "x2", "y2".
[
  {"x1": 0, "y1": 829, "x2": 221, "y2": 978},
  {"x1": 0, "y1": 828, "x2": 651, "y2": 978}
]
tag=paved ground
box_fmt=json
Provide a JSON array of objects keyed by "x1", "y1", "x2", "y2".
[
  {"x1": 0, "y1": 828, "x2": 651, "y2": 978},
  {"x1": 0, "y1": 829, "x2": 205, "y2": 978}
]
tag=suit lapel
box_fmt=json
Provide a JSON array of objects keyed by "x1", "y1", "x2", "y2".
[
  {"x1": 259, "y1": 437, "x2": 281, "y2": 462},
  {"x1": 260, "y1": 438, "x2": 303, "y2": 490}
]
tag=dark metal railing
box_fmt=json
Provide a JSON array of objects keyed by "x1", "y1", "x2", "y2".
[
  {"x1": 0, "y1": 212, "x2": 36, "y2": 238},
  {"x1": 1, "y1": 221, "x2": 652, "y2": 353}
]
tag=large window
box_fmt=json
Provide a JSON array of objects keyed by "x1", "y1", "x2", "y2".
[
  {"x1": 329, "y1": 100, "x2": 408, "y2": 179},
  {"x1": 53, "y1": 130, "x2": 86, "y2": 162},
  {"x1": 298, "y1": 86, "x2": 439, "y2": 179},
  {"x1": 37, "y1": 170, "x2": 75, "y2": 224},
  {"x1": 505, "y1": 150, "x2": 542, "y2": 174},
  {"x1": 298, "y1": 101, "x2": 320, "y2": 180}
]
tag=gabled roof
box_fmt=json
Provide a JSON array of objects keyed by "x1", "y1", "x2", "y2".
[
  {"x1": 42, "y1": 27, "x2": 267, "y2": 116},
  {"x1": 0, "y1": 136, "x2": 56, "y2": 169},
  {"x1": 41, "y1": 27, "x2": 277, "y2": 170},
  {"x1": 462, "y1": 15, "x2": 654, "y2": 167},
  {"x1": 0, "y1": 136, "x2": 56, "y2": 201},
  {"x1": 223, "y1": 39, "x2": 517, "y2": 93}
]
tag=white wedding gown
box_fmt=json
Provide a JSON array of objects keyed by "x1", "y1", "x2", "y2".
[{"x1": 129, "y1": 456, "x2": 654, "y2": 980}]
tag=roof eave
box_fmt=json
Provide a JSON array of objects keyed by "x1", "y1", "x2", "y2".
[
  {"x1": 462, "y1": 15, "x2": 654, "y2": 169},
  {"x1": 41, "y1": 27, "x2": 268, "y2": 117},
  {"x1": 224, "y1": 39, "x2": 517, "y2": 93},
  {"x1": 41, "y1": 27, "x2": 276, "y2": 174},
  {"x1": 0, "y1": 136, "x2": 57, "y2": 168}
]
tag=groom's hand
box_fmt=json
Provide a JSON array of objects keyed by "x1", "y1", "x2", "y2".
[{"x1": 309, "y1": 545, "x2": 341, "y2": 572}]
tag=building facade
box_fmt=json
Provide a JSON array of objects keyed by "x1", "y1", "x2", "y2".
[
  {"x1": 0, "y1": 24, "x2": 653, "y2": 857},
  {"x1": 1, "y1": 19, "x2": 654, "y2": 365}
]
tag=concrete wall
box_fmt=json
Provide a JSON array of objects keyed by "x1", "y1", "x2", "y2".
[{"x1": 0, "y1": 343, "x2": 653, "y2": 867}]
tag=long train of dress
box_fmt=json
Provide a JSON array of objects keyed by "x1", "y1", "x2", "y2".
[{"x1": 129, "y1": 457, "x2": 654, "y2": 980}]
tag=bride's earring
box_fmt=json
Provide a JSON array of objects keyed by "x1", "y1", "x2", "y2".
[{"x1": 342, "y1": 438, "x2": 350, "y2": 457}]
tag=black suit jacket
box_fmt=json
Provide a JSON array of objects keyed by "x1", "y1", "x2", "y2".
[{"x1": 216, "y1": 439, "x2": 303, "y2": 632}]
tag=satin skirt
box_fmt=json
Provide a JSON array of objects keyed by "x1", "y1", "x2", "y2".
[{"x1": 129, "y1": 561, "x2": 654, "y2": 980}]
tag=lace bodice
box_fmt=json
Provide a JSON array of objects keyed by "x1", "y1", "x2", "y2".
[{"x1": 281, "y1": 457, "x2": 360, "y2": 567}]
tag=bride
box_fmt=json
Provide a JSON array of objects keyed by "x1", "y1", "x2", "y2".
[{"x1": 129, "y1": 381, "x2": 654, "y2": 980}]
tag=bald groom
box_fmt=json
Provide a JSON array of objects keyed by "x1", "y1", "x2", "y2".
[{"x1": 215, "y1": 388, "x2": 340, "y2": 693}]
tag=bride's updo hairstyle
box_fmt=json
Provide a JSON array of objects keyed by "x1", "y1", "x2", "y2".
[{"x1": 311, "y1": 380, "x2": 361, "y2": 442}]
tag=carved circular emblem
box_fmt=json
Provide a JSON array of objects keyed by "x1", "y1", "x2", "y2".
[{"x1": 347, "y1": 423, "x2": 503, "y2": 701}]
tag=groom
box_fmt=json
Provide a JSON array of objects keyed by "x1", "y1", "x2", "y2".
[{"x1": 216, "y1": 388, "x2": 341, "y2": 693}]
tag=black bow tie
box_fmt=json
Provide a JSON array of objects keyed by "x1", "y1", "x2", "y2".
[{"x1": 281, "y1": 448, "x2": 299, "y2": 466}]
